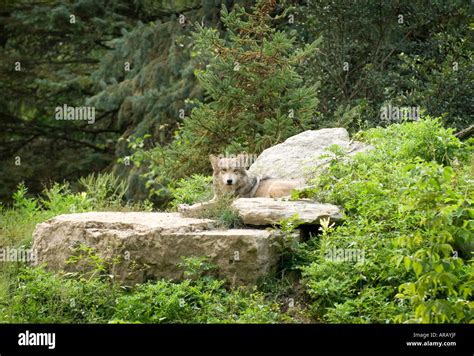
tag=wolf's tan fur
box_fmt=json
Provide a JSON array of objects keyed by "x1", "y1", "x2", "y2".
[
  {"x1": 253, "y1": 178, "x2": 301, "y2": 198},
  {"x1": 178, "y1": 154, "x2": 301, "y2": 213}
]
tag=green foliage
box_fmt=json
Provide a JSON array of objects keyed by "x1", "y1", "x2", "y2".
[
  {"x1": 167, "y1": 174, "x2": 213, "y2": 209},
  {"x1": 1, "y1": 173, "x2": 151, "y2": 245},
  {"x1": 295, "y1": 118, "x2": 473, "y2": 323},
  {"x1": 178, "y1": 256, "x2": 216, "y2": 280},
  {"x1": 11, "y1": 183, "x2": 40, "y2": 217},
  {"x1": 0, "y1": 0, "x2": 133, "y2": 203},
  {"x1": 66, "y1": 244, "x2": 124, "y2": 283},
  {"x1": 0, "y1": 175, "x2": 151, "y2": 323},
  {"x1": 184, "y1": 193, "x2": 243, "y2": 229},
  {"x1": 111, "y1": 257, "x2": 287, "y2": 324},
  {"x1": 0, "y1": 179, "x2": 286, "y2": 325},
  {"x1": 78, "y1": 172, "x2": 129, "y2": 210},
  {"x1": 2, "y1": 266, "x2": 119, "y2": 323},
  {"x1": 130, "y1": 0, "x2": 319, "y2": 198},
  {"x1": 1, "y1": 0, "x2": 473, "y2": 325},
  {"x1": 277, "y1": 214, "x2": 306, "y2": 271},
  {"x1": 288, "y1": 0, "x2": 473, "y2": 131},
  {"x1": 3, "y1": 0, "x2": 471, "y2": 204},
  {"x1": 1, "y1": 257, "x2": 288, "y2": 324},
  {"x1": 357, "y1": 118, "x2": 471, "y2": 166},
  {"x1": 38, "y1": 182, "x2": 92, "y2": 216},
  {"x1": 112, "y1": 278, "x2": 285, "y2": 324},
  {"x1": 1, "y1": 184, "x2": 63, "y2": 248}
]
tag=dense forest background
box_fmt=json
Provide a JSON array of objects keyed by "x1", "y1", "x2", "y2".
[
  {"x1": 0, "y1": 0, "x2": 473, "y2": 326},
  {"x1": 1, "y1": 0, "x2": 472, "y2": 205}
]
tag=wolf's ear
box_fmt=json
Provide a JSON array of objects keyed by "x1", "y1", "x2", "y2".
[{"x1": 209, "y1": 154, "x2": 219, "y2": 171}]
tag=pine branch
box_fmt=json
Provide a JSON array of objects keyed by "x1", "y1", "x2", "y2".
[{"x1": 454, "y1": 125, "x2": 474, "y2": 140}]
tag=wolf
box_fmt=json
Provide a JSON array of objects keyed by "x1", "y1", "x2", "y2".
[
  {"x1": 209, "y1": 154, "x2": 302, "y2": 198},
  {"x1": 178, "y1": 154, "x2": 302, "y2": 213}
]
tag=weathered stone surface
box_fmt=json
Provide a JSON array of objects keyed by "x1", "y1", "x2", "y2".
[
  {"x1": 32, "y1": 212, "x2": 281, "y2": 286},
  {"x1": 232, "y1": 198, "x2": 342, "y2": 225},
  {"x1": 248, "y1": 128, "x2": 372, "y2": 181}
]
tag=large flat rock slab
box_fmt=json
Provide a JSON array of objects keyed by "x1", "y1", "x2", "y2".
[
  {"x1": 164, "y1": 229, "x2": 281, "y2": 285},
  {"x1": 232, "y1": 198, "x2": 342, "y2": 225},
  {"x1": 248, "y1": 128, "x2": 372, "y2": 181},
  {"x1": 32, "y1": 212, "x2": 281, "y2": 286},
  {"x1": 40, "y1": 211, "x2": 216, "y2": 231}
]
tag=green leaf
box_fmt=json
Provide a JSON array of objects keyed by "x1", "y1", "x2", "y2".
[{"x1": 413, "y1": 261, "x2": 423, "y2": 277}]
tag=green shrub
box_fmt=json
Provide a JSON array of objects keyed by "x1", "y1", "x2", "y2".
[
  {"x1": 1, "y1": 184, "x2": 45, "y2": 248},
  {"x1": 0, "y1": 256, "x2": 290, "y2": 324},
  {"x1": 111, "y1": 278, "x2": 287, "y2": 323},
  {"x1": 295, "y1": 118, "x2": 473, "y2": 323},
  {"x1": 0, "y1": 173, "x2": 150, "y2": 248},
  {"x1": 357, "y1": 117, "x2": 470, "y2": 166},
  {"x1": 167, "y1": 174, "x2": 213, "y2": 209},
  {"x1": 182, "y1": 193, "x2": 243, "y2": 229},
  {"x1": 112, "y1": 257, "x2": 288, "y2": 324},
  {"x1": 39, "y1": 182, "x2": 92, "y2": 215},
  {"x1": 294, "y1": 0, "x2": 472, "y2": 131},
  {"x1": 78, "y1": 172, "x2": 128, "y2": 210},
  {"x1": 1, "y1": 266, "x2": 119, "y2": 323}
]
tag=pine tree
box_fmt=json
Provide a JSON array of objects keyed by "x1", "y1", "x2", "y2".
[
  {"x1": 0, "y1": 0, "x2": 225, "y2": 203},
  {"x1": 0, "y1": 0, "x2": 134, "y2": 201},
  {"x1": 144, "y1": 0, "x2": 320, "y2": 188}
]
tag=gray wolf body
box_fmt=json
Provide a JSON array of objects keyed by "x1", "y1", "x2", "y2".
[
  {"x1": 209, "y1": 154, "x2": 301, "y2": 198},
  {"x1": 178, "y1": 154, "x2": 302, "y2": 213}
]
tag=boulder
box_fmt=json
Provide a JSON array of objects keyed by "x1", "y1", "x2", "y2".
[
  {"x1": 32, "y1": 212, "x2": 281, "y2": 286},
  {"x1": 248, "y1": 128, "x2": 372, "y2": 181},
  {"x1": 232, "y1": 198, "x2": 342, "y2": 225}
]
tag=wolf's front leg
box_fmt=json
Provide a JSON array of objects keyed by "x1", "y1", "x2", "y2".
[{"x1": 178, "y1": 196, "x2": 218, "y2": 215}]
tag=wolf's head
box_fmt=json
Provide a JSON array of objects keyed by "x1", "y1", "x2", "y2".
[{"x1": 209, "y1": 154, "x2": 251, "y2": 195}]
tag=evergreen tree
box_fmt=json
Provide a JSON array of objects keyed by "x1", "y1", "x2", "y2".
[
  {"x1": 0, "y1": 0, "x2": 228, "y2": 203},
  {"x1": 0, "y1": 0, "x2": 137, "y2": 202},
  {"x1": 137, "y1": 0, "x2": 319, "y2": 192},
  {"x1": 286, "y1": 0, "x2": 473, "y2": 131},
  {"x1": 85, "y1": 1, "x2": 228, "y2": 203}
]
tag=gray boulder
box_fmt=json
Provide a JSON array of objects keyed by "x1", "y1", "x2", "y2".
[
  {"x1": 32, "y1": 212, "x2": 282, "y2": 286},
  {"x1": 232, "y1": 198, "x2": 342, "y2": 225},
  {"x1": 248, "y1": 128, "x2": 372, "y2": 181}
]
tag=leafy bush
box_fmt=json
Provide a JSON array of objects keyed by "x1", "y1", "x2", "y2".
[
  {"x1": 291, "y1": 0, "x2": 473, "y2": 131},
  {"x1": 1, "y1": 257, "x2": 289, "y2": 324},
  {"x1": 112, "y1": 257, "x2": 287, "y2": 324},
  {"x1": 1, "y1": 173, "x2": 150, "y2": 247},
  {"x1": 2, "y1": 266, "x2": 119, "y2": 323},
  {"x1": 295, "y1": 118, "x2": 473, "y2": 323},
  {"x1": 357, "y1": 117, "x2": 470, "y2": 166},
  {"x1": 1, "y1": 184, "x2": 44, "y2": 248},
  {"x1": 78, "y1": 172, "x2": 129, "y2": 210},
  {"x1": 182, "y1": 193, "x2": 243, "y2": 229},
  {"x1": 38, "y1": 182, "x2": 92, "y2": 216},
  {"x1": 112, "y1": 278, "x2": 286, "y2": 324},
  {"x1": 167, "y1": 174, "x2": 213, "y2": 209}
]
